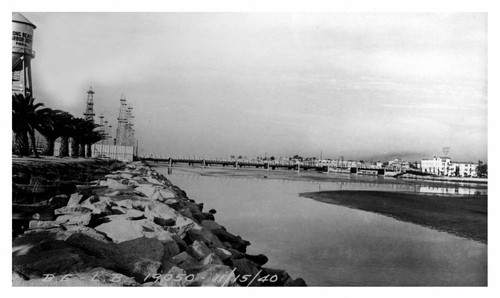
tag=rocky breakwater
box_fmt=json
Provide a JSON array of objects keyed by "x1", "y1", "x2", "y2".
[{"x1": 13, "y1": 161, "x2": 306, "y2": 286}]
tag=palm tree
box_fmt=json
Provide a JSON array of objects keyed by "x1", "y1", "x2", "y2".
[
  {"x1": 69, "y1": 118, "x2": 86, "y2": 158},
  {"x1": 37, "y1": 109, "x2": 70, "y2": 156},
  {"x1": 12, "y1": 94, "x2": 53, "y2": 158},
  {"x1": 69, "y1": 118, "x2": 105, "y2": 158},
  {"x1": 57, "y1": 113, "x2": 75, "y2": 158},
  {"x1": 83, "y1": 129, "x2": 106, "y2": 157}
]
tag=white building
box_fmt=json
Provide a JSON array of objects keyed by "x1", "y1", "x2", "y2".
[
  {"x1": 421, "y1": 156, "x2": 452, "y2": 175},
  {"x1": 452, "y1": 162, "x2": 478, "y2": 178},
  {"x1": 421, "y1": 156, "x2": 478, "y2": 177}
]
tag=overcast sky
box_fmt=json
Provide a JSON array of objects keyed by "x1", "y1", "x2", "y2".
[{"x1": 22, "y1": 12, "x2": 487, "y2": 161}]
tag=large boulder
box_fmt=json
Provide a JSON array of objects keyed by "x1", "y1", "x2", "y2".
[
  {"x1": 66, "y1": 233, "x2": 163, "y2": 281},
  {"x1": 12, "y1": 238, "x2": 96, "y2": 279},
  {"x1": 159, "y1": 188, "x2": 176, "y2": 200},
  {"x1": 54, "y1": 212, "x2": 92, "y2": 226},
  {"x1": 135, "y1": 184, "x2": 158, "y2": 197},
  {"x1": 232, "y1": 258, "x2": 262, "y2": 286},
  {"x1": 187, "y1": 226, "x2": 224, "y2": 248},
  {"x1": 211, "y1": 228, "x2": 250, "y2": 253},
  {"x1": 94, "y1": 219, "x2": 172, "y2": 244},
  {"x1": 144, "y1": 201, "x2": 178, "y2": 222},
  {"x1": 28, "y1": 205, "x2": 93, "y2": 229},
  {"x1": 166, "y1": 216, "x2": 198, "y2": 239},
  {"x1": 171, "y1": 252, "x2": 200, "y2": 272},
  {"x1": 163, "y1": 238, "x2": 180, "y2": 258},
  {"x1": 186, "y1": 240, "x2": 211, "y2": 260}
]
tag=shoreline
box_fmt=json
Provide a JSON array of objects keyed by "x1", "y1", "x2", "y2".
[
  {"x1": 300, "y1": 190, "x2": 487, "y2": 244},
  {"x1": 12, "y1": 158, "x2": 306, "y2": 286}
]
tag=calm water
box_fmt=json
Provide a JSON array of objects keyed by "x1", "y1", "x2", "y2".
[{"x1": 157, "y1": 166, "x2": 487, "y2": 286}]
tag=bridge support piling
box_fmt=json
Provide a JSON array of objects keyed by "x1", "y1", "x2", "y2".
[{"x1": 202, "y1": 159, "x2": 206, "y2": 169}]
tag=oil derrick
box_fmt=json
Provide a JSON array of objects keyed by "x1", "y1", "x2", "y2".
[
  {"x1": 83, "y1": 87, "x2": 96, "y2": 122},
  {"x1": 116, "y1": 94, "x2": 128, "y2": 145},
  {"x1": 124, "y1": 105, "x2": 135, "y2": 146},
  {"x1": 98, "y1": 114, "x2": 105, "y2": 143}
]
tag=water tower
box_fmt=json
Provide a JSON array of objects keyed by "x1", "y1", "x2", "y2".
[{"x1": 12, "y1": 12, "x2": 36, "y2": 98}]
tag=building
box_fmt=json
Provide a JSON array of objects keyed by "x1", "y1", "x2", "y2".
[
  {"x1": 421, "y1": 156, "x2": 478, "y2": 177},
  {"x1": 421, "y1": 156, "x2": 452, "y2": 175},
  {"x1": 452, "y1": 162, "x2": 478, "y2": 178},
  {"x1": 387, "y1": 159, "x2": 410, "y2": 171}
]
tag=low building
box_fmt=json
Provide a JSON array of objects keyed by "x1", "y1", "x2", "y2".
[
  {"x1": 387, "y1": 159, "x2": 410, "y2": 171},
  {"x1": 421, "y1": 156, "x2": 478, "y2": 177},
  {"x1": 452, "y1": 162, "x2": 478, "y2": 178}
]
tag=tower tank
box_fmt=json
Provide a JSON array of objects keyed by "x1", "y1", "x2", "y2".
[{"x1": 12, "y1": 12, "x2": 36, "y2": 97}]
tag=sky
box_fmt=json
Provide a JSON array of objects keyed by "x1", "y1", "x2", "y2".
[{"x1": 21, "y1": 12, "x2": 487, "y2": 161}]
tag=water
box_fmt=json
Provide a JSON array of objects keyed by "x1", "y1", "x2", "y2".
[{"x1": 157, "y1": 166, "x2": 487, "y2": 286}]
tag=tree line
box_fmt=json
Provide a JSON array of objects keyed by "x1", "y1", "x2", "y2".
[{"x1": 12, "y1": 94, "x2": 106, "y2": 158}]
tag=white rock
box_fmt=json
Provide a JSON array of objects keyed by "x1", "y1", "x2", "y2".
[
  {"x1": 187, "y1": 240, "x2": 211, "y2": 260},
  {"x1": 144, "y1": 201, "x2": 178, "y2": 222},
  {"x1": 67, "y1": 193, "x2": 83, "y2": 206},
  {"x1": 54, "y1": 212, "x2": 92, "y2": 226},
  {"x1": 135, "y1": 184, "x2": 158, "y2": 197},
  {"x1": 159, "y1": 188, "x2": 176, "y2": 200},
  {"x1": 95, "y1": 219, "x2": 173, "y2": 243}
]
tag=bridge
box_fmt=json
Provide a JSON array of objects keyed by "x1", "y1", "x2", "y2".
[
  {"x1": 142, "y1": 157, "x2": 328, "y2": 172},
  {"x1": 141, "y1": 157, "x2": 389, "y2": 176}
]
